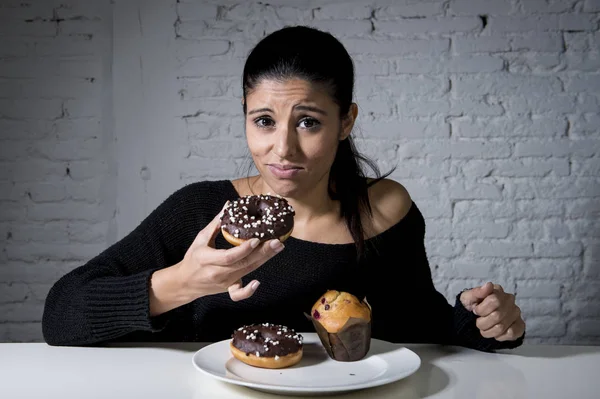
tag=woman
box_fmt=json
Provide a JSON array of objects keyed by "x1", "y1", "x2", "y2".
[{"x1": 42, "y1": 26, "x2": 525, "y2": 351}]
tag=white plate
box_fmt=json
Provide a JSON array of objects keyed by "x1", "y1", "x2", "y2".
[{"x1": 192, "y1": 332, "x2": 421, "y2": 396}]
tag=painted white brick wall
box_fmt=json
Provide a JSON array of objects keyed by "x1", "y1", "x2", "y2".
[{"x1": 1, "y1": 0, "x2": 599, "y2": 344}]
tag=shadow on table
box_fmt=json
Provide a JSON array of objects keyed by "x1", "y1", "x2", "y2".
[
  {"x1": 105, "y1": 342, "x2": 207, "y2": 353},
  {"x1": 498, "y1": 344, "x2": 600, "y2": 359}
]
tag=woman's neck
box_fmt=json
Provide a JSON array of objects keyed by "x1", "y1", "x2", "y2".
[{"x1": 246, "y1": 175, "x2": 339, "y2": 225}]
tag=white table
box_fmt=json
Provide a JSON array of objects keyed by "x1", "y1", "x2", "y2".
[{"x1": 1, "y1": 341, "x2": 599, "y2": 398}]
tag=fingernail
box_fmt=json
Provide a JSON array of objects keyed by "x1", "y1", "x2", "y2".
[
  {"x1": 251, "y1": 281, "x2": 260, "y2": 290},
  {"x1": 270, "y1": 240, "x2": 284, "y2": 252},
  {"x1": 249, "y1": 238, "x2": 260, "y2": 248}
]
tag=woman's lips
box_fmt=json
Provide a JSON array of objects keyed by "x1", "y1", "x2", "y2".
[{"x1": 267, "y1": 164, "x2": 303, "y2": 179}]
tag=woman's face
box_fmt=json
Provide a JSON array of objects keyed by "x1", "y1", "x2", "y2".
[{"x1": 244, "y1": 78, "x2": 355, "y2": 198}]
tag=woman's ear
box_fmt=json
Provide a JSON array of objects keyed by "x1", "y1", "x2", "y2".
[{"x1": 340, "y1": 103, "x2": 358, "y2": 141}]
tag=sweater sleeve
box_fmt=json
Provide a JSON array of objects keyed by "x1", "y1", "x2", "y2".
[
  {"x1": 42, "y1": 183, "x2": 211, "y2": 346},
  {"x1": 368, "y1": 202, "x2": 525, "y2": 352}
]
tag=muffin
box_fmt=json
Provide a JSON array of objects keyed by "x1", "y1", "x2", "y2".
[{"x1": 306, "y1": 290, "x2": 372, "y2": 361}]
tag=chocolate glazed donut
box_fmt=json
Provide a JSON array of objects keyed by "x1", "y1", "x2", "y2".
[
  {"x1": 220, "y1": 194, "x2": 295, "y2": 246},
  {"x1": 230, "y1": 323, "x2": 304, "y2": 369}
]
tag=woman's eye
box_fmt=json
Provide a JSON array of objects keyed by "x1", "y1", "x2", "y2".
[
  {"x1": 255, "y1": 117, "x2": 274, "y2": 128},
  {"x1": 298, "y1": 117, "x2": 320, "y2": 130}
]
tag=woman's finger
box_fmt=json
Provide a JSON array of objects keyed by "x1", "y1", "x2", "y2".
[
  {"x1": 480, "y1": 305, "x2": 521, "y2": 339},
  {"x1": 495, "y1": 318, "x2": 526, "y2": 342},
  {"x1": 228, "y1": 279, "x2": 260, "y2": 302},
  {"x1": 207, "y1": 238, "x2": 261, "y2": 266},
  {"x1": 233, "y1": 239, "x2": 284, "y2": 269},
  {"x1": 473, "y1": 291, "x2": 506, "y2": 317}
]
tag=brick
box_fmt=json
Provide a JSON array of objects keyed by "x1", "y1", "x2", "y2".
[
  {"x1": 454, "y1": 74, "x2": 562, "y2": 96},
  {"x1": 450, "y1": 261, "x2": 494, "y2": 278},
  {"x1": 545, "y1": 221, "x2": 572, "y2": 240},
  {"x1": 54, "y1": 119, "x2": 103, "y2": 140},
  {"x1": 569, "y1": 319, "x2": 600, "y2": 337},
  {"x1": 449, "y1": 0, "x2": 516, "y2": 15},
  {"x1": 0, "y1": 119, "x2": 50, "y2": 140},
  {"x1": 5, "y1": 243, "x2": 107, "y2": 262},
  {"x1": 426, "y1": 239, "x2": 464, "y2": 257},
  {"x1": 567, "y1": 199, "x2": 600, "y2": 218},
  {"x1": 0, "y1": 77, "x2": 100, "y2": 100},
  {"x1": 177, "y1": 98, "x2": 240, "y2": 118},
  {"x1": 0, "y1": 160, "x2": 66, "y2": 182},
  {"x1": 444, "y1": 55, "x2": 504, "y2": 73},
  {"x1": 568, "y1": 220, "x2": 600, "y2": 238},
  {"x1": 566, "y1": 74, "x2": 600, "y2": 92},
  {"x1": 505, "y1": 94, "x2": 577, "y2": 115},
  {"x1": 343, "y1": 38, "x2": 450, "y2": 55},
  {"x1": 375, "y1": 2, "x2": 445, "y2": 19},
  {"x1": 393, "y1": 58, "x2": 438, "y2": 74},
  {"x1": 508, "y1": 258, "x2": 580, "y2": 279},
  {"x1": 175, "y1": 39, "x2": 231, "y2": 57},
  {"x1": 57, "y1": 20, "x2": 106, "y2": 37},
  {"x1": 565, "y1": 52, "x2": 600, "y2": 72},
  {"x1": 584, "y1": 243, "x2": 600, "y2": 277},
  {"x1": 575, "y1": 94, "x2": 599, "y2": 113},
  {"x1": 454, "y1": 200, "x2": 516, "y2": 220},
  {"x1": 0, "y1": 261, "x2": 78, "y2": 284},
  {"x1": 449, "y1": 99, "x2": 504, "y2": 116},
  {"x1": 415, "y1": 200, "x2": 453, "y2": 218},
  {"x1": 9, "y1": 222, "x2": 69, "y2": 243},
  {"x1": 453, "y1": 36, "x2": 511, "y2": 53},
  {"x1": 513, "y1": 179, "x2": 600, "y2": 199},
  {"x1": 64, "y1": 97, "x2": 101, "y2": 118},
  {"x1": 453, "y1": 117, "x2": 567, "y2": 138},
  {"x1": 452, "y1": 221, "x2": 510, "y2": 239},
  {"x1": 525, "y1": 317, "x2": 567, "y2": 338},
  {"x1": 0, "y1": 202, "x2": 26, "y2": 222},
  {"x1": 461, "y1": 159, "x2": 569, "y2": 177},
  {"x1": 535, "y1": 242, "x2": 583, "y2": 257},
  {"x1": 398, "y1": 178, "x2": 441, "y2": 200},
  {"x1": 178, "y1": 56, "x2": 244, "y2": 76},
  {"x1": 563, "y1": 300, "x2": 600, "y2": 318},
  {"x1": 34, "y1": 138, "x2": 103, "y2": 162},
  {"x1": 448, "y1": 181, "x2": 503, "y2": 200},
  {"x1": 369, "y1": 119, "x2": 449, "y2": 139},
  {"x1": 1, "y1": 322, "x2": 44, "y2": 342},
  {"x1": 515, "y1": 139, "x2": 600, "y2": 157},
  {"x1": 585, "y1": 0, "x2": 600, "y2": 12},
  {"x1": 519, "y1": 298, "x2": 561, "y2": 316},
  {"x1": 424, "y1": 218, "x2": 452, "y2": 239},
  {"x1": 572, "y1": 159, "x2": 600, "y2": 176},
  {"x1": 515, "y1": 280, "x2": 561, "y2": 298},
  {"x1": 0, "y1": 283, "x2": 30, "y2": 303},
  {"x1": 511, "y1": 33, "x2": 563, "y2": 52},
  {"x1": 0, "y1": 302, "x2": 44, "y2": 322},
  {"x1": 376, "y1": 76, "x2": 449, "y2": 96},
  {"x1": 0, "y1": 99, "x2": 62, "y2": 119},
  {"x1": 179, "y1": 78, "x2": 228, "y2": 98},
  {"x1": 354, "y1": 59, "x2": 390, "y2": 76},
  {"x1": 560, "y1": 14, "x2": 598, "y2": 31},
  {"x1": 0, "y1": 19, "x2": 56, "y2": 37},
  {"x1": 467, "y1": 241, "x2": 533, "y2": 257},
  {"x1": 190, "y1": 140, "x2": 248, "y2": 158},
  {"x1": 516, "y1": 200, "x2": 566, "y2": 220},
  {"x1": 66, "y1": 160, "x2": 109, "y2": 181},
  {"x1": 311, "y1": 3, "x2": 369, "y2": 19},
  {"x1": 488, "y1": 15, "x2": 559, "y2": 32},
  {"x1": 522, "y1": 0, "x2": 578, "y2": 13},
  {"x1": 564, "y1": 32, "x2": 591, "y2": 51},
  {"x1": 68, "y1": 222, "x2": 109, "y2": 244},
  {"x1": 309, "y1": 20, "x2": 373, "y2": 36},
  {"x1": 451, "y1": 140, "x2": 512, "y2": 158},
  {"x1": 27, "y1": 203, "x2": 106, "y2": 222},
  {"x1": 388, "y1": 158, "x2": 455, "y2": 178},
  {"x1": 508, "y1": 53, "x2": 562, "y2": 73},
  {"x1": 28, "y1": 183, "x2": 67, "y2": 203},
  {"x1": 563, "y1": 281, "x2": 600, "y2": 300},
  {"x1": 376, "y1": 17, "x2": 481, "y2": 35},
  {"x1": 185, "y1": 119, "x2": 231, "y2": 140},
  {"x1": 176, "y1": 3, "x2": 218, "y2": 20},
  {"x1": 28, "y1": 283, "x2": 52, "y2": 301}
]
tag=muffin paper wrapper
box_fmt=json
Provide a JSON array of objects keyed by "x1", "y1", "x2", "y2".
[{"x1": 304, "y1": 313, "x2": 371, "y2": 362}]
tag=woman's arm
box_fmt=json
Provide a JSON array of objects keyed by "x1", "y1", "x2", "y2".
[
  {"x1": 42, "y1": 184, "x2": 200, "y2": 346},
  {"x1": 366, "y1": 179, "x2": 524, "y2": 351}
]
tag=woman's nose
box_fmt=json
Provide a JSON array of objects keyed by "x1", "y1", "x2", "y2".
[{"x1": 273, "y1": 122, "x2": 297, "y2": 158}]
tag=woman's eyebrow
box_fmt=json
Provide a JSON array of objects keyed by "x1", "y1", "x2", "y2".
[
  {"x1": 294, "y1": 105, "x2": 327, "y2": 116},
  {"x1": 248, "y1": 107, "x2": 273, "y2": 115}
]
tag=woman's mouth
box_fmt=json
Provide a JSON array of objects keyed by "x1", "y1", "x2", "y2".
[{"x1": 267, "y1": 164, "x2": 303, "y2": 179}]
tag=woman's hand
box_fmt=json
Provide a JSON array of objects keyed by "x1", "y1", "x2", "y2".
[
  {"x1": 460, "y1": 282, "x2": 525, "y2": 342},
  {"x1": 149, "y1": 202, "x2": 284, "y2": 316}
]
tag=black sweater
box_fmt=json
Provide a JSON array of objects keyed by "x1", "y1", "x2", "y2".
[{"x1": 42, "y1": 180, "x2": 524, "y2": 351}]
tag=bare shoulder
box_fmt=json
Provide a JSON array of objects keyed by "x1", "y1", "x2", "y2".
[{"x1": 365, "y1": 178, "x2": 413, "y2": 236}]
